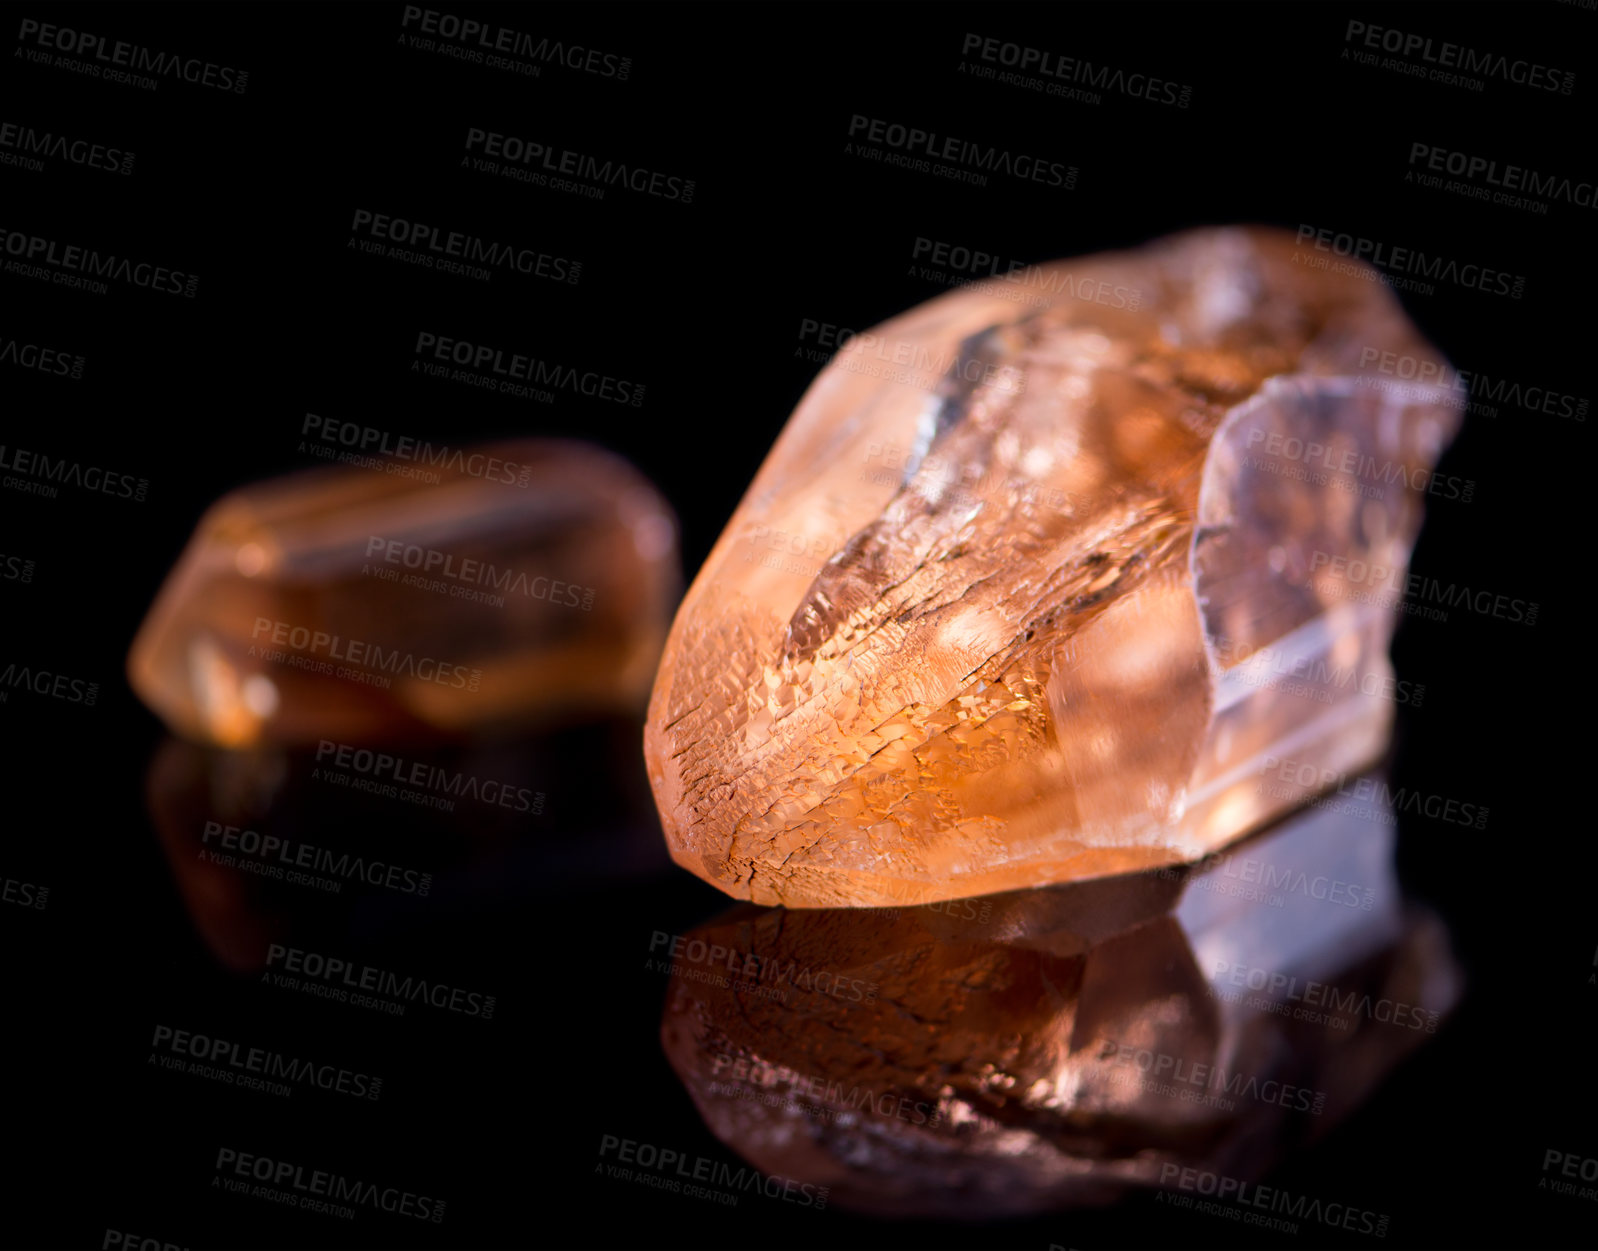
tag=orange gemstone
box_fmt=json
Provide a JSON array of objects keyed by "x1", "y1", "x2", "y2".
[
  {"x1": 130, "y1": 440, "x2": 678, "y2": 746},
  {"x1": 645, "y1": 228, "x2": 1462, "y2": 907}
]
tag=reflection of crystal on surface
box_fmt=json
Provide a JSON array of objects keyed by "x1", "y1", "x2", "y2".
[
  {"x1": 645, "y1": 228, "x2": 1463, "y2": 907},
  {"x1": 147, "y1": 737, "x2": 292, "y2": 972},
  {"x1": 659, "y1": 779, "x2": 1460, "y2": 1217},
  {"x1": 147, "y1": 723, "x2": 666, "y2": 971},
  {"x1": 130, "y1": 440, "x2": 678, "y2": 747}
]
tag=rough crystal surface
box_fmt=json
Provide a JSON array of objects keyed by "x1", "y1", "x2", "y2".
[
  {"x1": 645, "y1": 227, "x2": 1462, "y2": 907},
  {"x1": 130, "y1": 440, "x2": 678, "y2": 746},
  {"x1": 659, "y1": 783, "x2": 1460, "y2": 1216}
]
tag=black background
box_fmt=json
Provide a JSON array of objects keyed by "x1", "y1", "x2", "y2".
[{"x1": 1, "y1": 3, "x2": 1591, "y2": 1249}]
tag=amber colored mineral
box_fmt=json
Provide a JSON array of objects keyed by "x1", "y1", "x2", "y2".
[
  {"x1": 645, "y1": 227, "x2": 1463, "y2": 907},
  {"x1": 659, "y1": 783, "x2": 1460, "y2": 1216},
  {"x1": 130, "y1": 440, "x2": 678, "y2": 747}
]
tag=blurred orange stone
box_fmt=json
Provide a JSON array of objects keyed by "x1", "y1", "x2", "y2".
[
  {"x1": 645, "y1": 227, "x2": 1463, "y2": 908},
  {"x1": 130, "y1": 439, "x2": 678, "y2": 747}
]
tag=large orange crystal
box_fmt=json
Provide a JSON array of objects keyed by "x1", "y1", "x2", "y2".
[{"x1": 645, "y1": 227, "x2": 1462, "y2": 907}]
